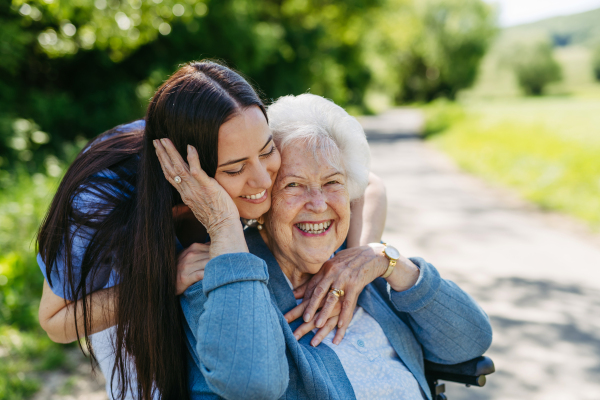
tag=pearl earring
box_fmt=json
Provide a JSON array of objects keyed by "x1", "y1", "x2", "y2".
[{"x1": 257, "y1": 216, "x2": 264, "y2": 230}]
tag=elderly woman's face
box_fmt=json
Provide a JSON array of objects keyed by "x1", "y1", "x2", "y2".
[{"x1": 265, "y1": 141, "x2": 350, "y2": 273}]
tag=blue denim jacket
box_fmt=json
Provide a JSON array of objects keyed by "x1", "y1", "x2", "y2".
[{"x1": 180, "y1": 228, "x2": 493, "y2": 400}]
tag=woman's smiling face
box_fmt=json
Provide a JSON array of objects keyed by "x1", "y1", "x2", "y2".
[
  {"x1": 214, "y1": 106, "x2": 281, "y2": 220},
  {"x1": 264, "y1": 140, "x2": 350, "y2": 274}
]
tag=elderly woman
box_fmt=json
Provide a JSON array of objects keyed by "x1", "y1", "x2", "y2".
[{"x1": 160, "y1": 94, "x2": 492, "y2": 400}]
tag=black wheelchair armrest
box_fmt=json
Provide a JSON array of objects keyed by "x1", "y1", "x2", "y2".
[{"x1": 425, "y1": 356, "x2": 495, "y2": 387}]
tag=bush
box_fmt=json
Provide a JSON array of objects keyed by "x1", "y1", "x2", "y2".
[
  {"x1": 395, "y1": 0, "x2": 497, "y2": 102},
  {"x1": 0, "y1": 0, "x2": 498, "y2": 173},
  {"x1": 592, "y1": 45, "x2": 600, "y2": 82},
  {"x1": 511, "y1": 41, "x2": 562, "y2": 96}
]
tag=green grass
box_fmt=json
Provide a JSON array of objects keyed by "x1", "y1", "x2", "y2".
[
  {"x1": 0, "y1": 170, "x2": 76, "y2": 399},
  {"x1": 426, "y1": 98, "x2": 600, "y2": 228}
]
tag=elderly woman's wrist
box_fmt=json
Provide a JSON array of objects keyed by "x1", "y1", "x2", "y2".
[
  {"x1": 207, "y1": 219, "x2": 249, "y2": 258},
  {"x1": 386, "y1": 258, "x2": 420, "y2": 292}
]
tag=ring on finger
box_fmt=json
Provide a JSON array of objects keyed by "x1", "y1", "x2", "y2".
[
  {"x1": 329, "y1": 288, "x2": 344, "y2": 298},
  {"x1": 174, "y1": 176, "x2": 182, "y2": 184}
]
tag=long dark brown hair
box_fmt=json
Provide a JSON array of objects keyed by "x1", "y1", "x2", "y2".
[{"x1": 37, "y1": 60, "x2": 267, "y2": 399}]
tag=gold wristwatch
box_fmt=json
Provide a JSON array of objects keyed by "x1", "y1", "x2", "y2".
[{"x1": 380, "y1": 242, "x2": 400, "y2": 279}]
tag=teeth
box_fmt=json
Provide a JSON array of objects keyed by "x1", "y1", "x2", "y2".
[
  {"x1": 242, "y1": 190, "x2": 266, "y2": 199},
  {"x1": 296, "y1": 221, "x2": 332, "y2": 234}
]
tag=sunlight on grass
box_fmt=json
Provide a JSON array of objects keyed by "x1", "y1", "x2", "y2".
[{"x1": 427, "y1": 99, "x2": 600, "y2": 228}]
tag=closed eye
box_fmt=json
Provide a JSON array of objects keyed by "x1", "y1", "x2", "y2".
[
  {"x1": 260, "y1": 144, "x2": 276, "y2": 158},
  {"x1": 224, "y1": 165, "x2": 245, "y2": 176}
]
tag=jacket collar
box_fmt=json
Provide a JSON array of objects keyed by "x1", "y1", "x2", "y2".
[{"x1": 244, "y1": 227, "x2": 298, "y2": 314}]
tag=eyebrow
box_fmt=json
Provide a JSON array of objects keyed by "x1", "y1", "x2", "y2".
[
  {"x1": 324, "y1": 171, "x2": 343, "y2": 179},
  {"x1": 218, "y1": 135, "x2": 273, "y2": 168},
  {"x1": 282, "y1": 171, "x2": 343, "y2": 181}
]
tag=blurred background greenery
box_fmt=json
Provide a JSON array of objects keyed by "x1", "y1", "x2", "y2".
[{"x1": 1, "y1": 0, "x2": 599, "y2": 397}]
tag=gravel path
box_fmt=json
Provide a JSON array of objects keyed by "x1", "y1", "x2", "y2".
[{"x1": 361, "y1": 109, "x2": 600, "y2": 400}]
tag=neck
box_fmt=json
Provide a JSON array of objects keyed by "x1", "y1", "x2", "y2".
[{"x1": 259, "y1": 228, "x2": 317, "y2": 290}]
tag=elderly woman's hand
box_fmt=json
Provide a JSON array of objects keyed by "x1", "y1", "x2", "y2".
[
  {"x1": 176, "y1": 243, "x2": 210, "y2": 295},
  {"x1": 286, "y1": 294, "x2": 343, "y2": 347},
  {"x1": 154, "y1": 139, "x2": 248, "y2": 257},
  {"x1": 284, "y1": 244, "x2": 389, "y2": 345}
]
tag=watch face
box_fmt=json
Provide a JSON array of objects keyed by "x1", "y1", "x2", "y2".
[{"x1": 385, "y1": 245, "x2": 400, "y2": 260}]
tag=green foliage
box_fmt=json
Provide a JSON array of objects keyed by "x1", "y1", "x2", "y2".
[
  {"x1": 0, "y1": 171, "x2": 76, "y2": 399},
  {"x1": 395, "y1": 0, "x2": 497, "y2": 102},
  {"x1": 0, "y1": 171, "x2": 61, "y2": 329},
  {"x1": 0, "y1": 0, "x2": 497, "y2": 173},
  {"x1": 510, "y1": 41, "x2": 562, "y2": 96},
  {"x1": 0, "y1": 325, "x2": 72, "y2": 400},
  {"x1": 428, "y1": 98, "x2": 600, "y2": 228},
  {"x1": 593, "y1": 45, "x2": 600, "y2": 81}
]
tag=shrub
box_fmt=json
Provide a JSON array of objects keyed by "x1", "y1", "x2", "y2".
[
  {"x1": 511, "y1": 41, "x2": 562, "y2": 96},
  {"x1": 592, "y1": 45, "x2": 600, "y2": 82},
  {"x1": 395, "y1": 0, "x2": 498, "y2": 102}
]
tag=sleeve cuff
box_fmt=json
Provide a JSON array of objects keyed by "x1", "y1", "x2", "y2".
[
  {"x1": 388, "y1": 257, "x2": 441, "y2": 312},
  {"x1": 201, "y1": 252, "x2": 269, "y2": 295}
]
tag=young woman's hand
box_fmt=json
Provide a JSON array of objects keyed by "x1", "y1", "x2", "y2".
[
  {"x1": 154, "y1": 139, "x2": 248, "y2": 257},
  {"x1": 284, "y1": 244, "x2": 389, "y2": 344},
  {"x1": 176, "y1": 243, "x2": 210, "y2": 295}
]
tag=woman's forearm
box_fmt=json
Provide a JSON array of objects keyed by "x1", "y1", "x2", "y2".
[
  {"x1": 39, "y1": 280, "x2": 117, "y2": 344},
  {"x1": 361, "y1": 172, "x2": 387, "y2": 245},
  {"x1": 388, "y1": 259, "x2": 493, "y2": 363},
  {"x1": 182, "y1": 254, "x2": 288, "y2": 399}
]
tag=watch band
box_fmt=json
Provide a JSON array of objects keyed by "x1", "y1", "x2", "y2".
[
  {"x1": 380, "y1": 243, "x2": 399, "y2": 279},
  {"x1": 381, "y1": 257, "x2": 397, "y2": 279}
]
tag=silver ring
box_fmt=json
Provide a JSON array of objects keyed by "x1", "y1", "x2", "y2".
[{"x1": 174, "y1": 176, "x2": 182, "y2": 184}]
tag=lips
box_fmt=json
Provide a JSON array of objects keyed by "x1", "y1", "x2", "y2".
[
  {"x1": 241, "y1": 189, "x2": 266, "y2": 200},
  {"x1": 294, "y1": 220, "x2": 333, "y2": 236},
  {"x1": 239, "y1": 189, "x2": 268, "y2": 204}
]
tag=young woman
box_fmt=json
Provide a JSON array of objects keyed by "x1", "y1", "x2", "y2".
[{"x1": 37, "y1": 61, "x2": 387, "y2": 400}]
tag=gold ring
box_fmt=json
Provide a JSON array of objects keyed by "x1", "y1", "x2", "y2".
[{"x1": 329, "y1": 288, "x2": 344, "y2": 298}]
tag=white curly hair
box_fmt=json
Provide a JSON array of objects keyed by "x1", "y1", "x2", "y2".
[{"x1": 267, "y1": 94, "x2": 371, "y2": 200}]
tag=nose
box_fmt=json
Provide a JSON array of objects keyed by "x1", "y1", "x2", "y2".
[
  {"x1": 305, "y1": 188, "x2": 327, "y2": 214},
  {"x1": 247, "y1": 161, "x2": 273, "y2": 190}
]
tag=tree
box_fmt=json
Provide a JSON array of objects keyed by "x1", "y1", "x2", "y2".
[
  {"x1": 369, "y1": 0, "x2": 497, "y2": 103},
  {"x1": 511, "y1": 40, "x2": 562, "y2": 96},
  {"x1": 0, "y1": 0, "x2": 384, "y2": 173}
]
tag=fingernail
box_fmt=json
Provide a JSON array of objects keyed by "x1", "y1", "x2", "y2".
[
  {"x1": 160, "y1": 138, "x2": 165, "y2": 145},
  {"x1": 316, "y1": 318, "x2": 324, "y2": 328},
  {"x1": 338, "y1": 321, "x2": 344, "y2": 328},
  {"x1": 152, "y1": 140, "x2": 157, "y2": 148},
  {"x1": 303, "y1": 313, "x2": 311, "y2": 322},
  {"x1": 311, "y1": 341, "x2": 317, "y2": 347},
  {"x1": 187, "y1": 145, "x2": 191, "y2": 154},
  {"x1": 294, "y1": 334, "x2": 299, "y2": 340},
  {"x1": 333, "y1": 338, "x2": 340, "y2": 345}
]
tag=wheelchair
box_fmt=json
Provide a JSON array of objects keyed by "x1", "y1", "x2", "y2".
[{"x1": 425, "y1": 355, "x2": 495, "y2": 400}]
